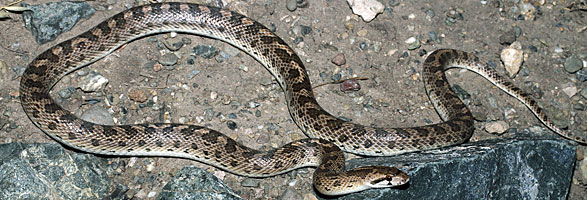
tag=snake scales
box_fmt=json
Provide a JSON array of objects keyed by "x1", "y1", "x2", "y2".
[{"x1": 20, "y1": 2, "x2": 585, "y2": 196}]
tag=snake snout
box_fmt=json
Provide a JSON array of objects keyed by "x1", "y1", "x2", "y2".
[
  {"x1": 367, "y1": 167, "x2": 410, "y2": 188},
  {"x1": 391, "y1": 172, "x2": 410, "y2": 186}
]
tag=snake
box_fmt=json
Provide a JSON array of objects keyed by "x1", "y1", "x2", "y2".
[{"x1": 19, "y1": 2, "x2": 585, "y2": 196}]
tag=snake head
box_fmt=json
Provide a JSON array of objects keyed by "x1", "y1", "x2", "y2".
[{"x1": 367, "y1": 166, "x2": 409, "y2": 188}]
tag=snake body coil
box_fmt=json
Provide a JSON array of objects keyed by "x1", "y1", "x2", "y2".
[{"x1": 20, "y1": 2, "x2": 584, "y2": 196}]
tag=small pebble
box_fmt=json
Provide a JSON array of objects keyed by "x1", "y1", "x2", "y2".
[
  {"x1": 12, "y1": 66, "x2": 26, "y2": 77},
  {"x1": 164, "y1": 39, "x2": 184, "y2": 51},
  {"x1": 187, "y1": 70, "x2": 200, "y2": 79},
  {"x1": 564, "y1": 56, "x2": 583, "y2": 74},
  {"x1": 280, "y1": 187, "x2": 303, "y2": 200},
  {"x1": 300, "y1": 25, "x2": 312, "y2": 36},
  {"x1": 485, "y1": 121, "x2": 509, "y2": 134},
  {"x1": 347, "y1": 0, "x2": 384, "y2": 22},
  {"x1": 359, "y1": 42, "x2": 368, "y2": 50},
  {"x1": 210, "y1": 91, "x2": 218, "y2": 100},
  {"x1": 331, "y1": 53, "x2": 346, "y2": 66},
  {"x1": 227, "y1": 121, "x2": 237, "y2": 130},
  {"x1": 58, "y1": 87, "x2": 76, "y2": 99},
  {"x1": 193, "y1": 45, "x2": 219, "y2": 59},
  {"x1": 158, "y1": 53, "x2": 179, "y2": 66},
  {"x1": 286, "y1": 0, "x2": 297, "y2": 11},
  {"x1": 528, "y1": 45, "x2": 538, "y2": 52},
  {"x1": 331, "y1": 73, "x2": 342, "y2": 81},
  {"x1": 215, "y1": 51, "x2": 230, "y2": 63},
  {"x1": 340, "y1": 79, "x2": 361, "y2": 92},
  {"x1": 297, "y1": 0, "x2": 309, "y2": 8},
  {"x1": 147, "y1": 191, "x2": 157, "y2": 198},
  {"x1": 76, "y1": 70, "x2": 88, "y2": 76},
  {"x1": 241, "y1": 178, "x2": 260, "y2": 187},
  {"x1": 248, "y1": 101, "x2": 260, "y2": 108},
  {"x1": 181, "y1": 37, "x2": 192, "y2": 45},
  {"x1": 80, "y1": 106, "x2": 115, "y2": 125},
  {"x1": 405, "y1": 37, "x2": 420, "y2": 50},
  {"x1": 500, "y1": 41, "x2": 523, "y2": 78},
  {"x1": 498, "y1": 29, "x2": 516, "y2": 45},
  {"x1": 581, "y1": 87, "x2": 587, "y2": 99},
  {"x1": 79, "y1": 72, "x2": 109, "y2": 92},
  {"x1": 293, "y1": 37, "x2": 303, "y2": 45},
  {"x1": 561, "y1": 84, "x2": 578, "y2": 97},
  {"x1": 0, "y1": 60, "x2": 8, "y2": 80},
  {"x1": 576, "y1": 70, "x2": 587, "y2": 82},
  {"x1": 129, "y1": 89, "x2": 148, "y2": 103},
  {"x1": 452, "y1": 85, "x2": 471, "y2": 101},
  {"x1": 256, "y1": 133, "x2": 270, "y2": 144},
  {"x1": 153, "y1": 63, "x2": 163, "y2": 72},
  {"x1": 428, "y1": 31, "x2": 438, "y2": 42}
]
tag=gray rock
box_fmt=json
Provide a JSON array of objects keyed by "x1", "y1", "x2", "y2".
[
  {"x1": 451, "y1": 84, "x2": 471, "y2": 101},
  {"x1": 0, "y1": 143, "x2": 120, "y2": 200},
  {"x1": 324, "y1": 136, "x2": 575, "y2": 199},
  {"x1": 564, "y1": 56, "x2": 583, "y2": 73},
  {"x1": 78, "y1": 72, "x2": 108, "y2": 92},
  {"x1": 193, "y1": 45, "x2": 219, "y2": 59},
  {"x1": 581, "y1": 87, "x2": 587, "y2": 99},
  {"x1": 158, "y1": 166, "x2": 242, "y2": 200},
  {"x1": 499, "y1": 30, "x2": 517, "y2": 45},
  {"x1": 80, "y1": 106, "x2": 115, "y2": 125},
  {"x1": 159, "y1": 53, "x2": 179, "y2": 66},
  {"x1": 286, "y1": 0, "x2": 297, "y2": 11},
  {"x1": 21, "y1": 2, "x2": 95, "y2": 44},
  {"x1": 58, "y1": 87, "x2": 76, "y2": 99},
  {"x1": 280, "y1": 187, "x2": 302, "y2": 200},
  {"x1": 241, "y1": 178, "x2": 260, "y2": 187},
  {"x1": 576, "y1": 69, "x2": 587, "y2": 82},
  {"x1": 12, "y1": 66, "x2": 26, "y2": 77}
]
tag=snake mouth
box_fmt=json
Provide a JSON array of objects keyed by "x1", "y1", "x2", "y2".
[{"x1": 369, "y1": 174, "x2": 410, "y2": 188}]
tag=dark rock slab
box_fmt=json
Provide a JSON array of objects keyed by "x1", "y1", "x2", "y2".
[
  {"x1": 0, "y1": 143, "x2": 122, "y2": 199},
  {"x1": 21, "y1": 1, "x2": 95, "y2": 44},
  {"x1": 324, "y1": 136, "x2": 576, "y2": 200},
  {"x1": 157, "y1": 166, "x2": 243, "y2": 200}
]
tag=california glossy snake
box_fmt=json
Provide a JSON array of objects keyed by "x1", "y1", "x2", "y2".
[{"x1": 20, "y1": 2, "x2": 585, "y2": 196}]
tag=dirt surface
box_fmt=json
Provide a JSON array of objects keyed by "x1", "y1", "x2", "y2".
[{"x1": 1, "y1": 0, "x2": 586, "y2": 199}]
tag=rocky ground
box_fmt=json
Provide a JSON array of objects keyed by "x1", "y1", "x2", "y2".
[{"x1": 0, "y1": 0, "x2": 585, "y2": 199}]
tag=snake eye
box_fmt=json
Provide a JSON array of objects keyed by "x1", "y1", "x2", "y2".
[{"x1": 385, "y1": 175, "x2": 392, "y2": 182}]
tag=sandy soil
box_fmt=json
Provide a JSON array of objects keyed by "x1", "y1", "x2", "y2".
[{"x1": 0, "y1": 0, "x2": 585, "y2": 199}]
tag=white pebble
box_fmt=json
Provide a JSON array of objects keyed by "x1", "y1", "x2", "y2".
[
  {"x1": 561, "y1": 84, "x2": 578, "y2": 97},
  {"x1": 500, "y1": 41, "x2": 524, "y2": 78},
  {"x1": 147, "y1": 191, "x2": 157, "y2": 198},
  {"x1": 79, "y1": 73, "x2": 109, "y2": 92},
  {"x1": 405, "y1": 37, "x2": 417, "y2": 44},
  {"x1": 210, "y1": 91, "x2": 218, "y2": 100},
  {"x1": 178, "y1": 117, "x2": 187, "y2": 123},
  {"x1": 485, "y1": 121, "x2": 509, "y2": 134},
  {"x1": 346, "y1": 0, "x2": 384, "y2": 22},
  {"x1": 146, "y1": 162, "x2": 155, "y2": 172}
]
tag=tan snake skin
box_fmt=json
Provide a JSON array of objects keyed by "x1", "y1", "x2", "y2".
[{"x1": 20, "y1": 2, "x2": 584, "y2": 196}]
